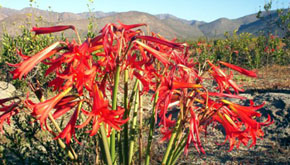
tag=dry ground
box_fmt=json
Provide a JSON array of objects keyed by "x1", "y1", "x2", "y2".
[{"x1": 240, "y1": 65, "x2": 290, "y2": 90}]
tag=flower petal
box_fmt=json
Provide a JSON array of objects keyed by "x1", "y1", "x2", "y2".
[
  {"x1": 32, "y1": 25, "x2": 75, "y2": 35},
  {"x1": 219, "y1": 61, "x2": 257, "y2": 77}
]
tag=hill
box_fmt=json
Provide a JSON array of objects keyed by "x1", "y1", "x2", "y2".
[{"x1": 0, "y1": 7, "x2": 285, "y2": 39}]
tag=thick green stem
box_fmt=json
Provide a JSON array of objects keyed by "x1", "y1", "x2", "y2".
[
  {"x1": 161, "y1": 116, "x2": 182, "y2": 165},
  {"x1": 166, "y1": 118, "x2": 184, "y2": 165},
  {"x1": 117, "y1": 133, "x2": 123, "y2": 164},
  {"x1": 123, "y1": 70, "x2": 129, "y2": 165},
  {"x1": 167, "y1": 132, "x2": 187, "y2": 165},
  {"x1": 110, "y1": 65, "x2": 121, "y2": 164},
  {"x1": 128, "y1": 80, "x2": 139, "y2": 110},
  {"x1": 118, "y1": 70, "x2": 126, "y2": 163},
  {"x1": 170, "y1": 135, "x2": 187, "y2": 165},
  {"x1": 145, "y1": 92, "x2": 159, "y2": 165},
  {"x1": 100, "y1": 125, "x2": 113, "y2": 165},
  {"x1": 138, "y1": 90, "x2": 143, "y2": 165},
  {"x1": 123, "y1": 79, "x2": 139, "y2": 165},
  {"x1": 124, "y1": 70, "x2": 129, "y2": 113},
  {"x1": 112, "y1": 66, "x2": 121, "y2": 110},
  {"x1": 128, "y1": 85, "x2": 139, "y2": 164}
]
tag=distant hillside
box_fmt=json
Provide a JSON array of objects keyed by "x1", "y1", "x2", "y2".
[
  {"x1": 155, "y1": 14, "x2": 192, "y2": 24},
  {"x1": 238, "y1": 11, "x2": 284, "y2": 36},
  {"x1": 190, "y1": 20, "x2": 206, "y2": 26},
  {"x1": 199, "y1": 18, "x2": 240, "y2": 38},
  {"x1": 0, "y1": 7, "x2": 286, "y2": 39}
]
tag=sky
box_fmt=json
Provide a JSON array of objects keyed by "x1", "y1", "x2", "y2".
[{"x1": 0, "y1": 0, "x2": 289, "y2": 22}]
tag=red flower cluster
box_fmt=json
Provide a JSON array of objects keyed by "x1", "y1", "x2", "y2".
[
  {"x1": 0, "y1": 97, "x2": 20, "y2": 133},
  {"x1": 1, "y1": 22, "x2": 273, "y2": 156}
]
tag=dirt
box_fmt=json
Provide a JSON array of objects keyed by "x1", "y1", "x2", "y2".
[{"x1": 239, "y1": 65, "x2": 290, "y2": 90}]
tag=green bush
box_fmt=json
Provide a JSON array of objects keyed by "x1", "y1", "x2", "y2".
[
  {"x1": 186, "y1": 31, "x2": 290, "y2": 69},
  {"x1": 0, "y1": 28, "x2": 58, "y2": 89}
]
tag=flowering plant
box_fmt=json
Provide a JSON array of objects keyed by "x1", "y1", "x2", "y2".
[{"x1": 0, "y1": 22, "x2": 272, "y2": 164}]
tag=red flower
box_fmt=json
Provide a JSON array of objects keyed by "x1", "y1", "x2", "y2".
[
  {"x1": 52, "y1": 95, "x2": 79, "y2": 119},
  {"x1": 1, "y1": 22, "x2": 274, "y2": 158},
  {"x1": 77, "y1": 84, "x2": 128, "y2": 136},
  {"x1": 271, "y1": 48, "x2": 275, "y2": 52},
  {"x1": 219, "y1": 61, "x2": 257, "y2": 77},
  {"x1": 156, "y1": 71, "x2": 202, "y2": 128},
  {"x1": 32, "y1": 25, "x2": 75, "y2": 35},
  {"x1": 30, "y1": 87, "x2": 72, "y2": 129},
  {"x1": 0, "y1": 98, "x2": 20, "y2": 133},
  {"x1": 213, "y1": 111, "x2": 250, "y2": 151},
  {"x1": 222, "y1": 100, "x2": 273, "y2": 147},
  {"x1": 264, "y1": 46, "x2": 269, "y2": 52},
  {"x1": 160, "y1": 127, "x2": 172, "y2": 142},
  {"x1": 8, "y1": 42, "x2": 60, "y2": 80},
  {"x1": 70, "y1": 63, "x2": 97, "y2": 95},
  {"x1": 118, "y1": 21, "x2": 146, "y2": 30},
  {"x1": 54, "y1": 100, "x2": 82, "y2": 144},
  {"x1": 135, "y1": 40, "x2": 171, "y2": 65},
  {"x1": 44, "y1": 40, "x2": 97, "y2": 95},
  {"x1": 172, "y1": 81, "x2": 202, "y2": 89},
  {"x1": 207, "y1": 60, "x2": 244, "y2": 93},
  {"x1": 210, "y1": 100, "x2": 273, "y2": 151},
  {"x1": 233, "y1": 50, "x2": 239, "y2": 54},
  {"x1": 136, "y1": 36, "x2": 184, "y2": 49},
  {"x1": 185, "y1": 108, "x2": 205, "y2": 155}
]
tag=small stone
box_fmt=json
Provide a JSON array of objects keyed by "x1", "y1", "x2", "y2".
[{"x1": 0, "y1": 81, "x2": 16, "y2": 99}]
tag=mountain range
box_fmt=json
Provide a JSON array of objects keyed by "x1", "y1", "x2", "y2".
[{"x1": 0, "y1": 7, "x2": 285, "y2": 39}]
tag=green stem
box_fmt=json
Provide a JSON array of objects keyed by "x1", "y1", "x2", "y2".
[
  {"x1": 128, "y1": 80, "x2": 139, "y2": 110},
  {"x1": 166, "y1": 117, "x2": 184, "y2": 164},
  {"x1": 110, "y1": 65, "x2": 121, "y2": 164},
  {"x1": 100, "y1": 125, "x2": 113, "y2": 165},
  {"x1": 145, "y1": 92, "x2": 159, "y2": 165},
  {"x1": 167, "y1": 133, "x2": 187, "y2": 165},
  {"x1": 161, "y1": 116, "x2": 182, "y2": 165},
  {"x1": 123, "y1": 69, "x2": 129, "y2": 165},
  {"x1": 123, "y1": 79, "x2": 139, "y2": 164},
  {"x1": 128, "y1": 84, "x2": 139, "y2": 164},
  {"x1": 170, "y1": 135, "x2": 187, "y2": 165},
  {"x1": 138, "y1": 90, "x2": 143, "y2": 165},
  {"x1": 117, "y1": 132, "x2": 123, "y2": 164}
]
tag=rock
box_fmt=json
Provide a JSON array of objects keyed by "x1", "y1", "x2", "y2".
[{"x1": 0, "y1": 81, "x2": 16, "y2": 99}]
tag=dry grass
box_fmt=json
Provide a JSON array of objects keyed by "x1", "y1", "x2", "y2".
[{"x1": 239, "y1": 65, "x2": 290, "y2": 90}]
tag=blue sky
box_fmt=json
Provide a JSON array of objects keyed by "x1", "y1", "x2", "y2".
[{"x1": 0, "y1": 0, "x2": 289, "y2": 22}]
